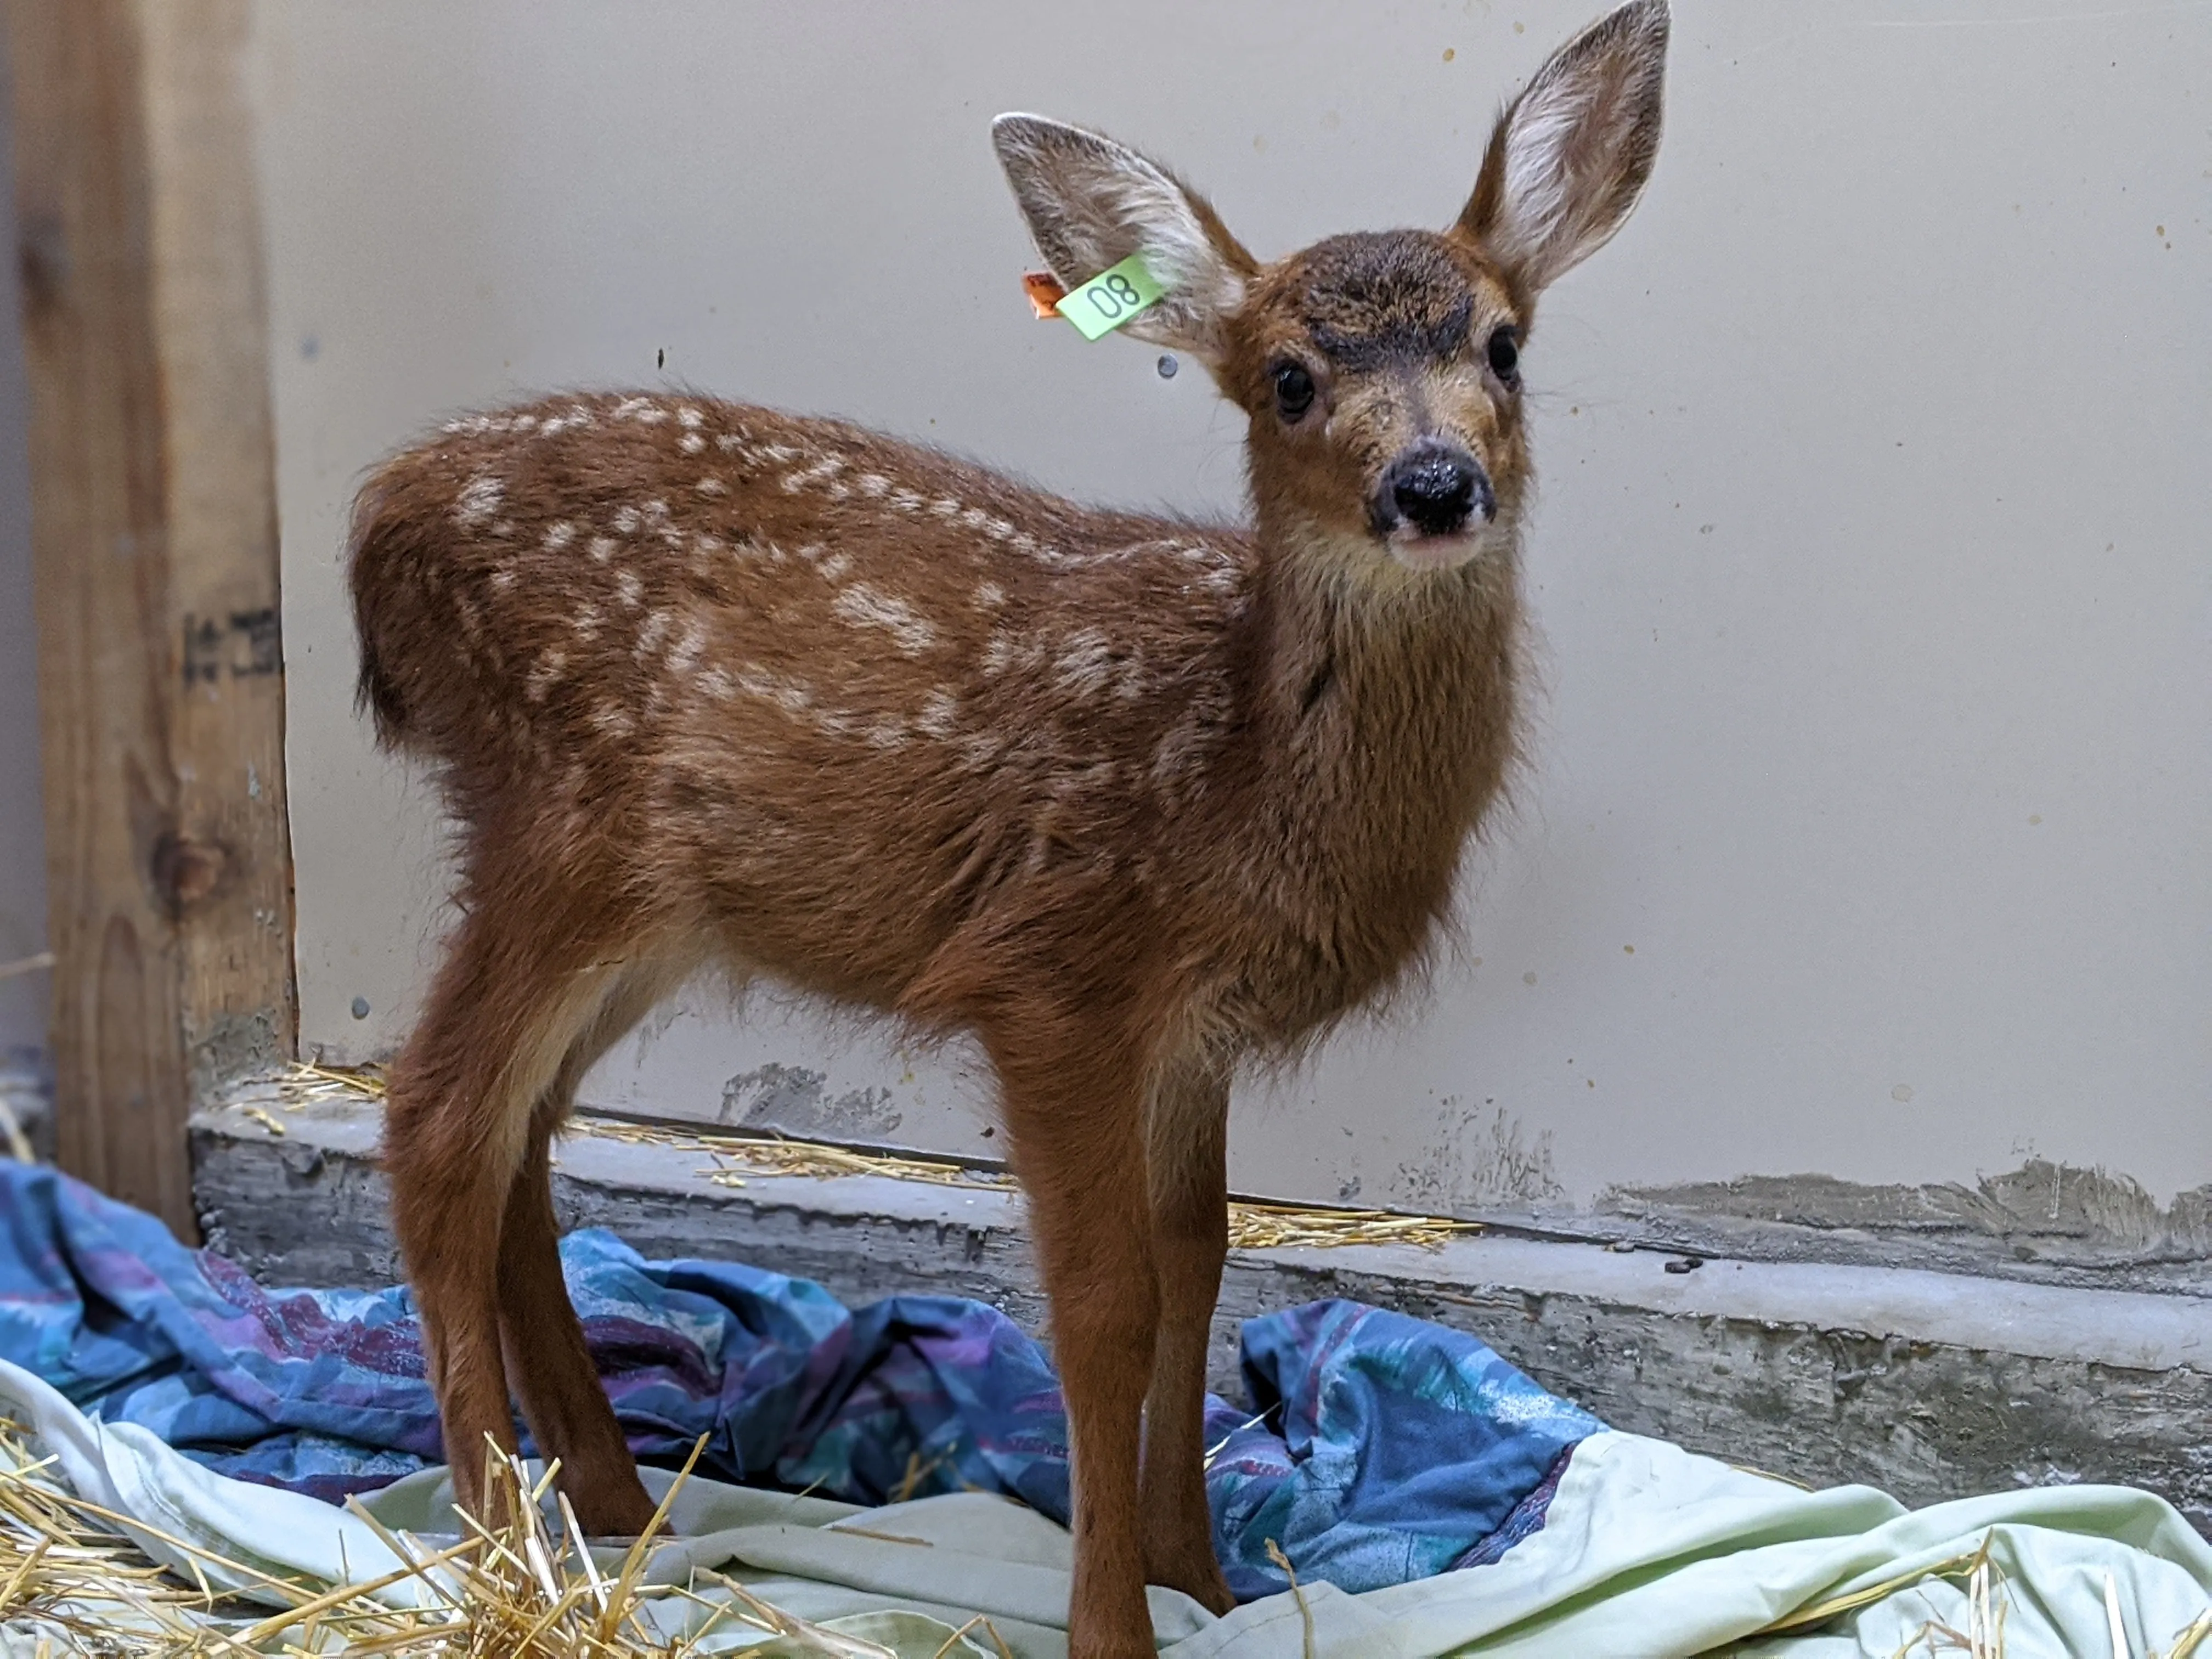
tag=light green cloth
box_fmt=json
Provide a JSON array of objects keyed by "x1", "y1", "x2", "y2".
[{"x1": 4, "y1": 1357, "x2": 2209, "y2": 1656}]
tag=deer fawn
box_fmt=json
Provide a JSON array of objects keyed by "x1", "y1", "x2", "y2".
[{"x1": 349, "y1": 3, "x2": 1667, "y2": 1650}]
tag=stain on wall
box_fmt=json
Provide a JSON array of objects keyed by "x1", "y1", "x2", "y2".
[
  {"x1": 1392, "y1": 1099, "x2": 1566, "y2": 1211},
  {"x1": 719, "y1": 1062, "x2": 904, "y2": 1142}
]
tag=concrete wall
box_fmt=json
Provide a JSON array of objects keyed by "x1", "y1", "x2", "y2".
[
  {"x1": 251, "y1": 2, "x2": 2210, "y2": 1239},
  {"x1": 0, "y1": 30, "x2": 51, "y2": 1055}
]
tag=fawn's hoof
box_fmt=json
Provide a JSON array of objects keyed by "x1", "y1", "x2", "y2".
[
  {"x1": 566, "y1": 1473, "x2": 661, "y2": 1539},
  {"x1": 1150, "y1": 1550, "x2": 1235, "y2": 1617}
]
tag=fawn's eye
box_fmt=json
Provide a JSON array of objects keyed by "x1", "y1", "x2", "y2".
[
  {"x1": 1486, "y1": 325, "x2": 1521, "y2": 386},
  {"x1": 1272, "y1": 362, "x2": 1317, "y2": 423}
]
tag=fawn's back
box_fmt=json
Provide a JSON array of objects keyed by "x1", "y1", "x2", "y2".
[{"x1": 351, "y1": 393, "x2": 1510, "y2": 1045}]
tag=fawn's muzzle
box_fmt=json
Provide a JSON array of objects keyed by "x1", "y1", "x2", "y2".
[{"x1": 1376, "y1": 442, "x2": 1496, "y2": 539}]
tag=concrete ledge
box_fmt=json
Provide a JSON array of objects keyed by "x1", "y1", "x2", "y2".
[{"x1": 191, "y1": 1081, "x2": 2212, "y2": 1531}]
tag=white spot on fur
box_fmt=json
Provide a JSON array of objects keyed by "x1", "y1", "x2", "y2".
[
  {"x1": 1054, "y1": 628, "x2": 1116, "y2": 695},
  {"x1": 526, "y1": 649, "x2": 566, "y2": 703},
  {"x1": 857, "y1": 473, "x2": 891, "y2": 497},
  {"x1": 613, "y1": 506, "x2": 641, "y2": 534},
  {"x1": 916, "y1": 689, "x2": 959, "y2": 737},
  {"x1": 980, "y1": 633, "x2": 1017, "y2": 676},
  {"x1": 816, "y1": 552, "x2": 853, "y2": 582},
  {"x1": 636, "y1": 610, "x2": 674, "y2": 660},
  {"x1": 832, "y1": 584, "x2": 936, "y2": 655},
  {"x1": 680, "y1": 432, "x2": 706, "y2": 455},
  {"x1": 890, "y1": 489, "x2": 926, "y2": 514},
  {"x1": 489, "y1": 567, "x2": 517, "y2": 591},
  {"x1": 453, "y1": 473, "x2": 503, "y2": 526},
  {"x1": 573, "y1": 602, "x2": 602, "y2": 641},
  {"x1": 698, "y1": 667, "x2": 736, "y2": 701},
  {"x1": 974, "y1": 581, "x2": 1006, "y2": 608},
  {"x1": 667, "y1": 616, "x2": 710, "y2": 677},
  {"x1": 697, "y1": 476, "x2": 728, "y2": 496},
  {"x1": 616, "y1": 571, "x2": 645, "y2": 609},
  {"x1": 590, "y1": 702, "x2": 635, "y2": 738},
  {"x1": 780, "y1": 456, "x2": 847, "y2": 494},
  {"x1": 512, "y1": 413, "x2": 538, "y2": 430},
  {"x1": 589, "y1": 537, "x2": 617, "y2": 564},
  {"x1": 677, "y1": 406, "x2": 704, "y2": 429},
  {"x1": 930, "y1": 497, "x2": 962, "y2": 518},
  {"x1": 864, "y1": 716, "x2": 910, "y2": 749},
  {"x1": 544, "y1": 521, "x2": 577, "y2": 550},
  {"x1": 734, "y1": 663, "x2": 817, "y2": 719},
  {"x1": 715, "y1": 432, "x2": 746, "y2": 451}
]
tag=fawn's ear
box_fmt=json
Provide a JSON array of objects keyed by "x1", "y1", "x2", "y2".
[
  {"x1": 992, "y1": 114, "x2": 1257, "y2": 365},
  {"x1": 1454, "y1": 0, "x2": 1669, "y2": 298}
]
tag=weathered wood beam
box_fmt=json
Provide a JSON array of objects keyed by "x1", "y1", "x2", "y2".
[{"x1": 7, "y1": 0, "x2": 292, "y2": 1239}]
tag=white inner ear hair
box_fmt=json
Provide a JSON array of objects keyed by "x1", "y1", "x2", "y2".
[
  {"x1": 1099, "y1": 165, "x2": 1245, "y2": 320},
  {"x1": 1499, "y1": 78, "x2": 1587, "y2": 262}
]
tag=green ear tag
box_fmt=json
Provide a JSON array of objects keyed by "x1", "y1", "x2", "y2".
[{"x1": 1055, "y1": 252, "x2": 1166, "y2": 341}]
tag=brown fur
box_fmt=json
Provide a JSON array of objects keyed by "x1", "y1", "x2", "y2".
[{"x1": 350, "y1": 6, "x2": 1667, "y2": 1651}]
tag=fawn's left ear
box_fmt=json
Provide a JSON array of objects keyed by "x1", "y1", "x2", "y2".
[
  {"x1": 1453, "y1": 0, "x2": 1670, "y2": 300},
  {"x1": 993, "y1": 114, "x2": 1258, "y2": 366}
]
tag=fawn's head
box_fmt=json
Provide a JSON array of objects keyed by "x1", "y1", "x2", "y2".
[{"x1": 995, "y1": 0, "x2": 1667, "y2": 585}]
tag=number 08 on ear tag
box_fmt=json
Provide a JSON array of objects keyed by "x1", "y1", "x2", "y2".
[{"x1": 1056, "y1": 253, "x2": 1166, "y2": 341}]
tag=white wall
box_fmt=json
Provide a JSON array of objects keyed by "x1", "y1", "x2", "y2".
[
  {"x1": 0, "y1": 31, "x2": 51, "y2": 1054},
  {"x1": 253, "y1": 1, "x2": 2211, "y2": 1217}
]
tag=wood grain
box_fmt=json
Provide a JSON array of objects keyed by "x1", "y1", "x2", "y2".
[{"x1": 7, "y1": 0, "x2": 293, "y2": 1239}]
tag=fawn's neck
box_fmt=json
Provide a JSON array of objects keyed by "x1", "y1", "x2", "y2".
[{"x1": 1208, "y1": 529, "x2": 1522, "y2": 1020}]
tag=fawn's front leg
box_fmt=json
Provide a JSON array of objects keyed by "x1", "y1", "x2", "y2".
[
  {"x1": 1139, "y1": 1053, "x2": 1235, "y2": 1615},
  {"x1": 994, "y1": 1030, "x2": 1163, "y2": 1657}
]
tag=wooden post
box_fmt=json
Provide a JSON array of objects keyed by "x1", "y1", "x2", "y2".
[{"x1": 6, "y1": 0, "x2": 294, "y2": 1240}]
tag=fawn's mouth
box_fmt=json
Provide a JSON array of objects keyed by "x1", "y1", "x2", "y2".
[{"x1": 1384, "y1": 523, "x2": 1489, "y2": 573}]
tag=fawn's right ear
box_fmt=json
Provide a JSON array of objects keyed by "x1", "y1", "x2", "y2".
[{"x1": 992, "y1": 115, "x2": 1257, "y2": 366}]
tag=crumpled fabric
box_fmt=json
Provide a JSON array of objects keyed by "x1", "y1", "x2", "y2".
[{"x1": 0, "y1": 1160, "x2": 1597, "y2": 1599}]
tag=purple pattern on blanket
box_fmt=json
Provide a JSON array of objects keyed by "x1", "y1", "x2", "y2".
[{"x1": 0, "y1": 1161, "x2": 1599, "y2": 1598}]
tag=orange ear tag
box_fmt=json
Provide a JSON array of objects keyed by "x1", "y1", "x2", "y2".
[{"x1": 1022, "y1": 271, "x2": 1069, "y2": 319}]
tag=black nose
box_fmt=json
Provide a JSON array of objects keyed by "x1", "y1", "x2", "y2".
[{"x1": 1383, "y1": 444, "x2": 1494, "y2": 537}]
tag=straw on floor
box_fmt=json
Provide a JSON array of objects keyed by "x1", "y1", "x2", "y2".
[
  {"x1": 276, "y1": 1064, "x2": 1479, "y2": 1252},
  {"x1": 0, "y1": 1418, "x2": 1005, "y2": 1657}
]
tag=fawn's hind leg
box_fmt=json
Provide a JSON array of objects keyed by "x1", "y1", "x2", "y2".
[
  {"x1": 383, "y1": 906, "x2": 638, "y2": 1530},
  {"x1": 493, "y1": 962, "x2": 676, "y2": 1537},
  {"x1": 1138, "y1": 1051, "x2": 1235, "y2": 1614}
]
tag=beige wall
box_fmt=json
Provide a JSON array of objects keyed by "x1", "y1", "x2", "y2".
[{"x1": 255, "y1": 1, "x2": 2210, "y2": 1217}]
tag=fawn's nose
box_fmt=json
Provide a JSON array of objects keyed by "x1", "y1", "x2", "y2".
[{"x1": 1381, "y1": 444, "x2": 1494, "y2": 537}]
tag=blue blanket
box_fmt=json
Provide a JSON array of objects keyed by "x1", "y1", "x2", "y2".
[{"x1": 0, "y1": 1161, "x2": 1600, "y2": 1601}]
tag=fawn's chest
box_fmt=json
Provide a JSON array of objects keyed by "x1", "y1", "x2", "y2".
[{"x1": 1197, "y1": 588, "x2": 1521, "y2": 1042}]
